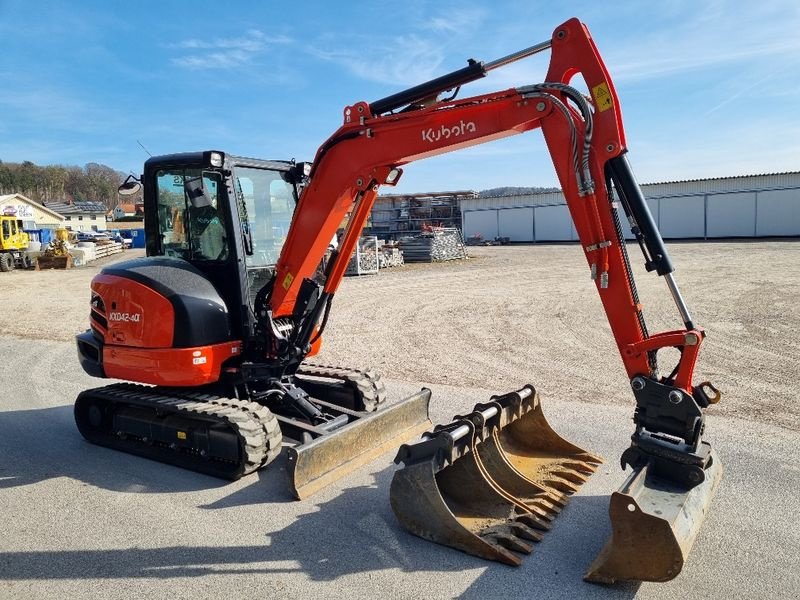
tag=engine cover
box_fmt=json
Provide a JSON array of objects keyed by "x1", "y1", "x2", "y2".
[
  {"x1": 78, "y1": 257, "x2": 241, "y2": 387},
  {"x1": 92, "y1": 256, "x2": 232, "y2": 348}
]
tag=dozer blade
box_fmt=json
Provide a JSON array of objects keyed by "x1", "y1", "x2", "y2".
[
  {"x1": 287, "y1": 388, "x2": 432, "y2": 499},
  {"x1": 584, "y1": 450, "x2": 722, "y2": 584},
  {"x1": 390, "y1": 385, "x2": 602, "y2": 565}
]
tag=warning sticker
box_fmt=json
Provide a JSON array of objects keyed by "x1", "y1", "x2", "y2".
[
  {"x1": 282, "y1": 273, "x2": 294, "y2": 290},
  {"x1": 177, "y1": 431, "x2": 187, "y2": 440},
  {"x1": 592, "y1": 82, "x2": 614, "y2": 112}
]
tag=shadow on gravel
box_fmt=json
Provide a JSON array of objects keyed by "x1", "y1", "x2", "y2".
[
  {"x1": 0, "y1": 405, "x2": 288, "y2": 498},
  {"x1": 0, "y1": 449, "x2": 639, "y2": 598}
]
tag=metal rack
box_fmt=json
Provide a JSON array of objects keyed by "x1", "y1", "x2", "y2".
[{"x1": 367, "y1": 191, "x2": 477, "y2": 239}]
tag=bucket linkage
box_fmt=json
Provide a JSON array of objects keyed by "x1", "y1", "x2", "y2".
[{"x1": 390, "y1": 385, "x2": 602, "y2": 566}]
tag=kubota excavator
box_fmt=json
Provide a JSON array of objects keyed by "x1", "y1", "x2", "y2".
[{"x1": 74, "y1": 18, "x2": 721, "y2": 583}]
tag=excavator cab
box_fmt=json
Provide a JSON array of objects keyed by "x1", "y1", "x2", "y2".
[{"x1": 138, "y1": 151, "x2": 302, "y2": 341}]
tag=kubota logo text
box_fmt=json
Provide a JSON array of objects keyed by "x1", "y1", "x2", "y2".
[
  {"x1": 109, "y1": 312, "x2": 141, "y2": 323},
  {"x1": 421, "y1": 120, "x2": 477, "y2": 143}
]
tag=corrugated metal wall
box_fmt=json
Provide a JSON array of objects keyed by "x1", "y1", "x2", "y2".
[{"x1": 462, "y1": 172, "x2": 800, "y2": 241}]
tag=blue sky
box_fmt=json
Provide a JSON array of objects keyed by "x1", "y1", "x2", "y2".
[{"x1": 1, "y1": 0, "x2": 798, "y2": 193}]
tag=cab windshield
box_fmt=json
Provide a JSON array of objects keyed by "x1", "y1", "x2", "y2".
[{"x1": 233, "y1": 166, "x2": 296, "y2": 268}]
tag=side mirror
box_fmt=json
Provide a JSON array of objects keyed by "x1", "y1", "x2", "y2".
[
  {"x1": 184, "y1": 176, "x2": 213, "y2": 208},
  {"x1": 118, "y1": 175, "x2": 142, "y2": 196}
]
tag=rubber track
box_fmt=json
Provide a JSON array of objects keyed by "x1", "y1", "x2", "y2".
[
  {"x1": 296, "y1": 363, "x2": 387, "y2": 412},
  {"x1": 78, "y1": 382, "x2": 282, "y2": 477},
  {"x1": 169, "y1": 388, "x2": 283, "y2": 467}
]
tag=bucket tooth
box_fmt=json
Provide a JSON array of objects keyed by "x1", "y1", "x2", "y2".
[
  {"x1": 494, "y1": 526, "x2": 539, "y2": 547},
  {"x1": 526, "y1": 499, "x2": 561, "y2": 518},
  {"x1": 558, "y1": 459, "x2": 600, "y2": 475},
  {"x1": 483, "y1": 535, "x2": 528, "y2": 563},
  {"x1": 510, "y1": 521, "x2": 545, "y2": 542},
  {"x1": 538, "y1": 475, "x2": 583, "y2": 495},
  {"x1": 515, "y1": 513, "x2": 551, "y2": 532},
  {"x1": 539, "y1": 490, "x2": 569, "y2": 509},
  {"x1": 552, "y1": 468, "x2": 591, "y2": 485},
  {"x1": 585, "y1": 450, "x2": 723, "y2": 584},
  {"x1": 391, "y1": 385, "x2": 602, "y2": 567}
]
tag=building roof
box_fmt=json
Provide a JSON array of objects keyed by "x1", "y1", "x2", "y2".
[
  {"x1": 115, "y1": 203, "x2": 137, "y2": 213},
  {"x1": 642, "y1": 170, "x2": 800, "y2": 187},
  {"x1": 43, "y1": 200, "x2": 108, "y2": 215},
  {"x1": 477, "y1": 171, "x2": 800, "y2": 201},
  {"x1": 377, "y1": 190, "x2": 478, "y2": 200},
  {"x1": 0, "y1": 193, "x2": 66, "y2": 220}
]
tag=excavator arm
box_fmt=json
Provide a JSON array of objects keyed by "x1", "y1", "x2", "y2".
[
  {"x1": 270, "y1": 18, "x2": 716, "y2": 477},
  {"x1": 266, "y1": 17, "x2": 722, "y2": 582}
]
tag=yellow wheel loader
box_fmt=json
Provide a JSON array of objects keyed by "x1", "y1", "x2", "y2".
[{"x1": 0, "y1": 215, "x2": 33, "y2": 271}]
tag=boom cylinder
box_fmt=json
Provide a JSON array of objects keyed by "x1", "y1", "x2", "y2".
[
  {"x1": 369, "y1": 61, "x2": 487, "y2": 116},
  {"x1": 369, "y1": 38, "x2": 552, "y2": 116}
]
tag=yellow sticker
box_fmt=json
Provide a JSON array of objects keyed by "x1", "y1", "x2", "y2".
[
  {"x1": 177, "y1": 431, "x2": 187, "y2": 440},
  {"x1": 282, "y1": 273, "x2": 294, "y2": 290},
  {"x1": 592, "y1": 82, "x2": 614, "y2": 112}
]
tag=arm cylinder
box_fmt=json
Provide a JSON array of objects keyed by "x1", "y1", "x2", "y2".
[{"x1": 607, "y1": 153, "x2": 674, "y2": 276}]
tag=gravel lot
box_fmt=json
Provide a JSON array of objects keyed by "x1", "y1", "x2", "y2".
[
  {"x1": 3, "y1": 241, "x2": 798, "y2": 430},
  {"x1": 1, "y1": 241, "x2": 798, "y2": 599}
]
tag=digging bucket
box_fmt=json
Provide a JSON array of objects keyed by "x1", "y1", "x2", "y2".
[
  {"x1": 390, "y1": 385, "x2": 602, "y2": 565},
  {"x1": 287, "y1": 388, "x2": 432, "y2": 499},
  {"x1": 584, "y1": 450, "x2": 722, "y2": 583}
]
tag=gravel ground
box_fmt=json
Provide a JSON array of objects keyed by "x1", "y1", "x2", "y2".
[
  {"x1": 4, "y1": 241, "x2": 797, "y2": 431},
  {"x1": 1, "y1": 241, "x2": 798, "y2": 599}
]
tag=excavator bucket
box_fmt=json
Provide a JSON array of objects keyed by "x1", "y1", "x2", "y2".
[
  {"x1": 287, "y1": 388, "x2": 432, "y2": 499},
  {"x1": 584, "y1": 451, "x2": 722, "y2": 583},
  {"x1": 390, "y1": 385, "x2": 602, "y2": 565}
]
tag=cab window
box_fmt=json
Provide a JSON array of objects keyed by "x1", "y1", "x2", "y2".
[
  {"x1": 156, "y1": 169, "x2": 229, "y2": 261},
  {"x1": 234, "y1": 167, "x2": 296, "y2": 268}
]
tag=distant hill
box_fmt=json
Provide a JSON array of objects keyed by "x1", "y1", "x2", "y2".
[
  {"x1": 0, "y1": 159, "x2": 137, "y2": 208},
  {"x1": 479, "y1": 186, "x2": 560, "y2": 198}
]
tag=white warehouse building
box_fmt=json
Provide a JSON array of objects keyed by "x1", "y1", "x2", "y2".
[{"x1": 461, "y1": 171, "x2": 800, "y2": 242}]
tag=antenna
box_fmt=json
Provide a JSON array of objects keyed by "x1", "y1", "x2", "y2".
[{"x1": 136, "y1": 139, "x2": 153, "y2": 157}]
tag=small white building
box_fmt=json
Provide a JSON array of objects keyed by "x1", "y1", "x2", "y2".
[
  {"x1": 111, "y1": 202, "x2": 143, "y2": 221},
  {"x1": 43, "y1": 200, "x2": 108, "y2": 232}
]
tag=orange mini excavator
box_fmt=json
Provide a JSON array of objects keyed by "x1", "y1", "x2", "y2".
[{"x1": 75, "y1": 18, "x2": 721, "y2": 583}]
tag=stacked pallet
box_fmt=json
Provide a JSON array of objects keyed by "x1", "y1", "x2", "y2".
[
  {"x1": 93, "y1": 241, "x2": 124, "y2": 259},
  {"x1": 379, "y1": 244, "x2": 404, "y2": 268},
  {"x1": 345, "y1": 237, "x2": 380, "y2": 276},
  {"x1": 398, "y1": 228, "x2": 467, "y2": 262}
]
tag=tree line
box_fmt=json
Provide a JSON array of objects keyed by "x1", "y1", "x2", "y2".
[
  {"x1": 479, "y1": 186, "x2": 560, "y2": 197},
  {"x1": 0, "y1": 160, "x2": 142, "y2": 208}
]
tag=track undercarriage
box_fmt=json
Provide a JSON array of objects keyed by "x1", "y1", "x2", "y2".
[{"x1": 75, "y1": 363, "x2": 430, "y2": 497}]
